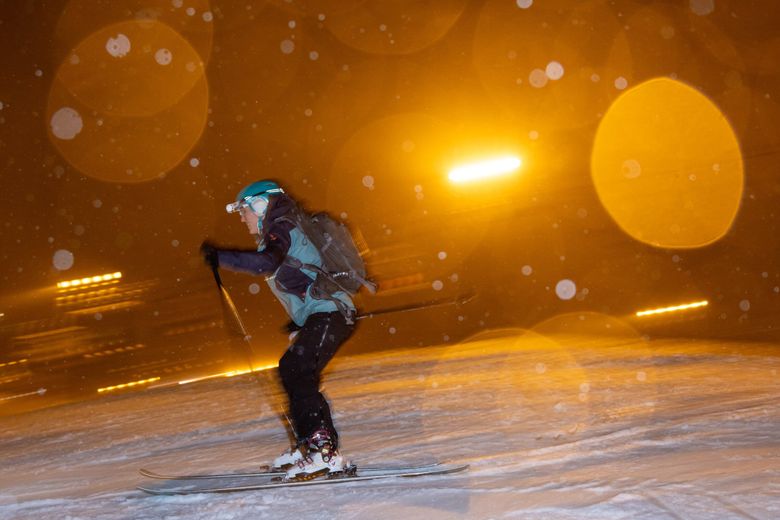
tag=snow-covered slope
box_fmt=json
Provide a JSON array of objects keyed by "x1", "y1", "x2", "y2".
[{"x1": 1, "y1": 332, "x2": 778, "y2": 519}]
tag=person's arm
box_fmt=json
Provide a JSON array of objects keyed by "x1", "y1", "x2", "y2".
[{"x1": 208, "y1": 223, "x2": 293, "y2": 275}]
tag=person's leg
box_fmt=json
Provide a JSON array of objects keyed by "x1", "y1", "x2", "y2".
[{"x1": 277, "y1": 312, "x2": 354, "y2": 448}]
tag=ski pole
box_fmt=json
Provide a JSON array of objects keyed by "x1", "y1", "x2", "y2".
[
  {"x1": 208, "y1": 264, "x2": 299, "y2": 444},
  {"x1": 209, "y1": 263, "x2": 255, "y2": 371},
  {"x1": 356, "y1": 291, "x2": 475, "y2": 320}
]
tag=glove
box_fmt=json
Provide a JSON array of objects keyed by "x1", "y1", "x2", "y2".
[
  {"x1": 200, "y1": 240, "x2": 219, "y2": 269},
  {"x1": 283, "y1": 320, "x2": 302, "y2": 334}
]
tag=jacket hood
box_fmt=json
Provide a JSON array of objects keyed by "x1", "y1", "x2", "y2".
[{"x1": 266, "y1": 193, "x2": 295, "y2": 222}]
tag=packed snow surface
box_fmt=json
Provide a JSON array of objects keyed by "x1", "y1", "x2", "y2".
[{"x1": 1, "y1": 333, "x2": 779, "y2": 519}]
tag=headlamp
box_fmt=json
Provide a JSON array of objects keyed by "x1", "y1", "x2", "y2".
[
  {"x1": 225, "y1": 187, "x2": 284, "y2": 215},
  {"x1": 225, "y1": 201, "x2": 245, "y2": 214}
]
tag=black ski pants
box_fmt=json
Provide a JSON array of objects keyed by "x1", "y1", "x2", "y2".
[{"x1": 278, "y1": 311, "x2": 354, "y2": 449}]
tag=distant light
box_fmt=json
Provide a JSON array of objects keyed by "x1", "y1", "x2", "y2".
[
  {"x1": 448, "y1": 156, "x2": 522, "y2": 184},
  {"x1": 0, "y1": 388, "x2": 46, "y2": 402},
  {"x1": 97, "y1": 376, "x2": 160, "y2": 393},
  {"x1": 178, "y1": 364, "x2": 277, "y2": 386},
  {"x1": 58, "y1": 271, "x2": 122, "y2": 290},
  {"x1": 0, "y1": 358, "x2": 27, "y2": 368},
  {"x1": 635, "y1": 300, "x2": 708, "y2": 317}
]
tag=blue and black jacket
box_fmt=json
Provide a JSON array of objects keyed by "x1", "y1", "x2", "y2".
[{"x1": 216, "y1": 194, "x2": 355, "y2": 326}]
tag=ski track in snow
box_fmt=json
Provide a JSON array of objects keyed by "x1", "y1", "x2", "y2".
[{"x1": 1, "y1": 334, "x2": 778, "y2": 519}]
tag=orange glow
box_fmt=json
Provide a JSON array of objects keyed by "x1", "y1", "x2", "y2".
[
  {"x1": 47, "y1": 19, "x2": 209, "y2": 183},
  {"x1": 591, "y1": 78, "x2": 744, "y2": 248}
]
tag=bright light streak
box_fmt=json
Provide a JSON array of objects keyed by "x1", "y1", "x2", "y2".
[
  {"x1": 448, "y1": 156, "x2": 522, "y2": 184},
  {"x1": 635, "y1": 300, "x2": 709, "y2": 317},
  {"x1": 178, "y1": 364, "x2": 277, "y2": 386},
  {"x1": 97, "y1": 376, "x2": 160, "y2": 393},
  {"x1": 58, "y1": 271, "x2": 122, "y2": 290},
  {"x1": 0, "y1": 358, "x2": 28, "y2": 368},
  {"x1": 0, "y1": 388, "x2": 46, "y2": 402}
]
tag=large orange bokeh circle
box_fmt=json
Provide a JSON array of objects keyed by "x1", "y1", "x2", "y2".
[{"x1": 591, "y1": 78, "x2": 743, "y2": 249}]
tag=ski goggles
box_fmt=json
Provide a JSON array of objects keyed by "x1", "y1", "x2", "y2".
[{"x1": 225, "y1": 188, "x2": 284, "y2": 214}]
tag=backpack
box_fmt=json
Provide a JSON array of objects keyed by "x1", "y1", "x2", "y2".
[{"x1": 279, "y1": 203, "x2": 377, "y2": 299}]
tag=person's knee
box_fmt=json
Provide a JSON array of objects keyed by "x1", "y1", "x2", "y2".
[
  {"x1": 279, "y1": 344, "x2": 318, "y2": 387},
  {"x1": 278, "y1": 349, "x2": 300, "y2": 388}
]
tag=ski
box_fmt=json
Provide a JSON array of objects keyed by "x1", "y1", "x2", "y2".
[
  {"x1": 139, "y1": 461, "x2": 445, "y2": 481},
  {"x1": 138, "y1": 463, "x2": 468, "y2": 495},
  {"x1": 139, "y1": 466, "x2": 279, "y2": 480}
]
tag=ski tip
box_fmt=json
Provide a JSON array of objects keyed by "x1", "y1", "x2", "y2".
[
  {"x1": 137, "y1": 486, "x2": 164, "y2": 495},
  {"x1": 441, "y1": 463, "x2": 470, "y2": 474}
]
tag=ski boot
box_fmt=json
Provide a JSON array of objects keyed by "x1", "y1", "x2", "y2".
[
  {"x1": 272, "y1": 442, "x2": 305, "y2": 470},
  {"x1": 285, "y1": 429, "x2": 346, "y2": 481}
]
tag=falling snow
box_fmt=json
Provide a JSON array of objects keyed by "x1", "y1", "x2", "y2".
[
  {"x1": 555, "y1": 279, "x2": 577, "y2": 300},
  {"x1": 622, "y1": 159, "x2": 642, "y2": 179},
  {"x1": 105, "y1": 34, "x2": 131, "y2": 58},
  {"x1": 154, "y1": 48, "x2": 173, "y2": 66},
  {"x1": 545, "y1": 61, "x2": 564, "y2": 80},
  {"x1": 52, "y1": 249, "x2": 74, "y2": 270},
  {"x1": 529, "y1": 68, "x2": 548, "y2": 88},
  {"x1": 50, "y1": 107, "x2": 83, "y2": 140},
  {"x1": 3, "y1": 2, "x2": 780, "y2": 515},
  {"x1": 280, "y1": 40, "x2": 295, "y2": 54},
  {"x1": 690, "y1": 0, "x2": 716, "y2": 16}
]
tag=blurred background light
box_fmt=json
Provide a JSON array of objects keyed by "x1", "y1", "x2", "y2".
[
  {"x1": 591, "y1": 78, "x2": 744, "y2": 249},
  {"x1": 635, "y1": 300, "x2": 709, "y2": 318},
  {"x1": 57, "y1": 271, "x2": 122, "y2": 290},
  {"x1": 97, "y1": 376, "x2": 160, "y2": 394},
  {"x1": 448, "y1": 156, "x2": 522, "y2": 184}
]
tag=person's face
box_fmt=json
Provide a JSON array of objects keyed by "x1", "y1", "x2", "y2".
[{"x1": 239, "y1": 206, "x2": 260, "y2": 235}]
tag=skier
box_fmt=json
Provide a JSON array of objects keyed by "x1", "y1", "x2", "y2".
[{"x1": 200, "y1": 180, "x2": 356, "y2": 480}]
